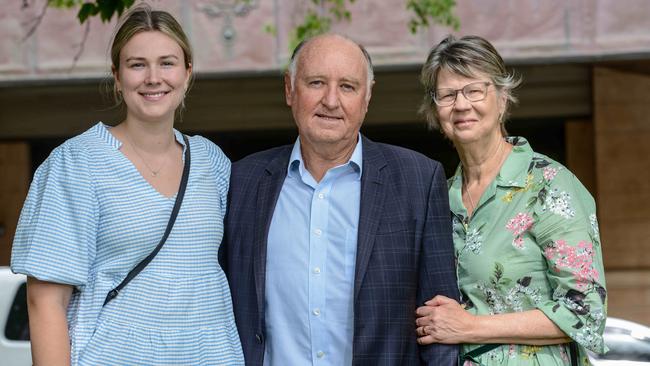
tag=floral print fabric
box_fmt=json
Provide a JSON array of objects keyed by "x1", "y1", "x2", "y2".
[{"x1": 449, "y1": 137, "x2": 607, "y2": 365}]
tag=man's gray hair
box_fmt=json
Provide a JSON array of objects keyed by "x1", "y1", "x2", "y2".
[{"x1": 287, "y1": 34, "x2": 374, "y2": 96}]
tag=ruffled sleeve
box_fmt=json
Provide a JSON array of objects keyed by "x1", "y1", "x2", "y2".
[
  {"x1": 531, "y1": 166, "x2": 607, "y2": 354},
  {"x1": 11, "y1": 142, "x2": 98, "y2": 287}
]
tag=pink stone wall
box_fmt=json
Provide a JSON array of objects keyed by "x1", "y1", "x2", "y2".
[{"x1": 2, "y1": 0, "x2": 650, "y2": 80}]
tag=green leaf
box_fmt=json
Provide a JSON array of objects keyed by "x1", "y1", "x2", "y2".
[
  {"x1": 77, "y1": 2, "x2": 98, "y2": 23},
  {"x1": 406, "y1": 0, "x2": 460, "y2": 34},
  {"x1": 527, "y1": 196, "x2": 537, "y2": 207},
  {"x1": 264, "y1": 23, "x2": 277, "y2": 36},
  {"x1": 493, "y1": 262, "x2": 504, "y2": 282},
  {"x1": 49, "y1": 0, "x2": 83, "y2": 8},
  {"x1": 98, "y1": 0, "x2": 115, "y2": 22},
  {"x1": 74, "y1": 0, "x2": 135, "y2": 24}
]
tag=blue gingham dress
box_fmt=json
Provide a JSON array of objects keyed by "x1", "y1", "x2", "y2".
[{"x1": 11, "y1": 122, "x2": 244, "y2": 365}]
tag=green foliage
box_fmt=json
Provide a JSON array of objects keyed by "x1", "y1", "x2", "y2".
[
  {"x1": 263, "y1": 23, "x2": 277, "y2": 37},
  {"x1": 288, "y1": 0, "x2": 356, "y2": 52},
  {"x1": 48, "y1": 0, "x2": 83, "y2": 8},
  {"x1": 46, "y1": 0, "x2": 458, "y2": 52},
  {"x1": 406, "y1": 0, "x2": 459, "y2": 33},
  {"x1": 49, "y1": 0, "x2": 135, "y2": 23}
]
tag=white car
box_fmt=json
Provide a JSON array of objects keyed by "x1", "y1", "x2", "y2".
[
  {"x1": 589, "y1": 317, "x2": 650, "y2": 365},
  {"x1": 0, "y1": 267, "x2": 31, "y2": 365}
]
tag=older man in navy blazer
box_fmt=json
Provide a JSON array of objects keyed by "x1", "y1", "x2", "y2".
[{"x1": 221, "y1": 33, "x2": 459, "y2": 365}]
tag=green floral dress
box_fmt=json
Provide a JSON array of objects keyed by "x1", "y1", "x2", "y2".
[{"x1": 450, "y1": 137, "x2": 607, "y2": 365}]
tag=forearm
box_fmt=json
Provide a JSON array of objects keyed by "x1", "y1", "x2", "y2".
[
  {"x1": 469, "y1": 309, "x2": 570, "y2": 345},
  {"x1": 27, "y1": 278, "x2": 73, "y2": 366}
]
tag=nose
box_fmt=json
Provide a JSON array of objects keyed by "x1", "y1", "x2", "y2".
[
  {"x1": 321, "y1": 85, "x2": 340, "y2": 109},
  {"x1": 145, "y1": 66, "x2": 161, "y2": 85},
  {"x1": 453, "y1": 91, "x2": 471, "y2": 110}
]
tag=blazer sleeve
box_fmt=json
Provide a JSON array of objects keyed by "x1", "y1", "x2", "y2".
[{"x1": 417, "y1": 162, "x2": 461, "y2": 365}]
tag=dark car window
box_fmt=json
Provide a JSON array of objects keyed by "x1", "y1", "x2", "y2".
[{"x1": 4, "y1": 282, "x2": 30, "y2": 341}]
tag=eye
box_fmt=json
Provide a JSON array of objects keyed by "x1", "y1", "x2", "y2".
[
  {"x1": 436, "y1": 89, "x2": 456, "y2": 101},
  {"x1": 308, "y1": 80, "x2": 324, "y2": 87},
  {"x1": 129, "y1": 62, "x2": 145, "y2": 69},
  {"x1": 464, "y1": 83, "x2": 487, "y2": 100},
  {"x1": 161, "y1": 60, "x2": 176, "y2": 68},
  {"x1": 341, "y1": 83, "x2": 356, "y2": 92}
]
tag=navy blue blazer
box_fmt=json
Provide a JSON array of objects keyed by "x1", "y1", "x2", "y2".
[{"x1": 221, "y1": 136, "x2": 460, "y2": 365}]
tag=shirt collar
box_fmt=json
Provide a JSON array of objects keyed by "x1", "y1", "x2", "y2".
[
  {"x1": 287, "y1": 134, "x2": 363, "y2": 181},
  {"x1": 97, "y1": 121, "x2": 187, "y2": 152},
  {"x1": 449, "y1": 135, "x2": 534, "y2": 191},
  {"x1": 496, "y1": 136, "x2": 534, "y2": 188}
]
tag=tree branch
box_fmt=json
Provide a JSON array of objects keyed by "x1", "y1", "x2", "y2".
[
  {"x1": 69, "y1": 20, "x2": 91, "y2": 72},
  {"x1": 23, "y1": 0, "x2": 49, "y2": 42}
]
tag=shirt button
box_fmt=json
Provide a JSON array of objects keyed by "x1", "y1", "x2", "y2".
[
  {"x1": 314, "y1": 229, "x2": 322, "y2": 236},
  {"x1": 317, "y1": 351, "x2": 325, "y2": 358},
  {"x1": 317, "y1": 193, "x2": 325, "y2": 199},
  {"x1": 313, "y1": 308, "x2": 321, "y2": 316},
  {"x1": 313, "y1": 267, "x2": 321, "y2": 274}
]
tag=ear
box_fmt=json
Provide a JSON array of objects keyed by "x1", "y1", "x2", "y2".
[
  {"x1": 498, "y1": 92, "x2": 507, "y2": 117},
  {"x1": 112, "y1": 66, "x2": 121, "y2": 91},
  {"x1": 185, "y1": 62, "x2": 193, "y2": 90},
  {"x1": 365, "y1": 79, "x2": 375, "y2": 106},
  {"x1": 360, "y1": 79, "x2": 374, "y2": 114},
  {"x1": 284, "y1": 72, "x2": 293, "y2": 107}
]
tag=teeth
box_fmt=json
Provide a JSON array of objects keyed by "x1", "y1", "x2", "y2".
[{"x1": 143, "y1": 92, "x2": 165, "y2": 97}]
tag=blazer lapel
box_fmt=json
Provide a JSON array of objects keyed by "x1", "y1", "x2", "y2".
[
  {"x1": 253, "y1": 149, "x2": 290, "y2": 320},
  {"x1": 354, "y1": 137, "x2": 387, "y2": 299}
]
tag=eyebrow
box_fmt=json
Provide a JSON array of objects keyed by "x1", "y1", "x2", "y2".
[
  {"x1": 125, "y1": 55, "x2": 180, "y2": 62},
  {"x1": 340, "y1": 77, "x2": 361, "y2": 86},
  {"x1": 304, "y1": 74, "x2": 362, "y2": 86}
]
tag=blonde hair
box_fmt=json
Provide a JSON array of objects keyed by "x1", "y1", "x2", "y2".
[{"x1": 110, "y1": 4, "x2": 193, "y2": 110}]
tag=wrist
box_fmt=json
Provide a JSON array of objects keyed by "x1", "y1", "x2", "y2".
[{"x1": 467, "y1": 314, "x2": 487, "y2": 343}]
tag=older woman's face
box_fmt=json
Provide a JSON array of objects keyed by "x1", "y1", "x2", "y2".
[{"x1": 435, "y1": 68, "x2": 505, "y2": 144}]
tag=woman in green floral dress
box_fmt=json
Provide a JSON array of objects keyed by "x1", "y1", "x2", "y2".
[{"x1": 414, "y1": 35, "x2": 607, "y2": 365}]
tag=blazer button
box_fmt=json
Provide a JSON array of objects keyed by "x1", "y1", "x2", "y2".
[{"x1": 255, "y1": 333, "x2": 263, "y2": 344}]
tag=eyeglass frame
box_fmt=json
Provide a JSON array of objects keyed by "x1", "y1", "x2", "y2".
[{"x1": 430, "y1": 81, "x2": 493, "y2": 107}]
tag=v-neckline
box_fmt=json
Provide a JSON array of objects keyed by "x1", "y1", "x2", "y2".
[{"x1": 100, "y1": 122, "x2": 185, "y2": 200}]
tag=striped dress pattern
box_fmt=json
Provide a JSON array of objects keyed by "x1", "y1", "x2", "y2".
[{"x1": 11, "y1": 122, "x2": 244, "y2": 365}]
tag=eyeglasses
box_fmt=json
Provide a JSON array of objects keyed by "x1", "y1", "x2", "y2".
[{"x1": 431, "y1": 81, "x2": 492, "y2": 107}]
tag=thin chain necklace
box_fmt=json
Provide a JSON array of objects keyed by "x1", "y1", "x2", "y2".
[
  {"x1": 462, "y1": 139, "x2": 505, "y2": 218},
  {"x1": 126, "y1": 134, "x2": 171, "y2": 177}
]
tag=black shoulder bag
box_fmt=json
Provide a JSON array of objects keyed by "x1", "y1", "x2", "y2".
[
  {"x1": 103, "y1": 134, "x2": 191, "y2": 307},
  {"x1": 459, "y1": 341, "x2": 579, "y2": 365}
]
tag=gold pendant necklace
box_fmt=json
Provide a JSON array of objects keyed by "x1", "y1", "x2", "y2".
[{"x1": 126, "y1": 135, "x2": 169, "y2": 177}]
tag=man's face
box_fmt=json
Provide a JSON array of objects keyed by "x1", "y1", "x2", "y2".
[{"x1": 285, "y1": 35, "x2": 372, "y2": 151}]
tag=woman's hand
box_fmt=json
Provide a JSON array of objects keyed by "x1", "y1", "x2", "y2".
[
  {"x1": 416, "y1": 297, "x2": 572, "y2": 346},
  {"x1": 415, "y1": 295, "x2": 476, "y2": 345}
]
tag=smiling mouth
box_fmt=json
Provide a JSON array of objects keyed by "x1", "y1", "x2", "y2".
[
  {"x1": 315, "y1": 113, "x2": 343, "y2": 121},
  {"x1": 139, "y1": 91, "x2": 170, "y2": 100}
]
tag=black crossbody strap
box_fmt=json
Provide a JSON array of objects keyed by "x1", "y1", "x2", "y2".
[
  {"x1": 460, "y1": 343, "x2": 501, "y2": 365},
  {"x1": 569, "y1": 341, "x2": 579, "y2": 366},
  {"x1": 460, "y1": 342, "x2": 579, "y2": 366},
  {"x1": 103, "y1": 134, "x2": 191, "y2": 307}
]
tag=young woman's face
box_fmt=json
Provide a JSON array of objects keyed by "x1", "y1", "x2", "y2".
[{"x1": 114, "y1": 31, "x2": 191, "y2": 124}]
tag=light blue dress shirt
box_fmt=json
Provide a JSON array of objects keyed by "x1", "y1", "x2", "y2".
[{"x1": 263, "y1": 137, "x2": 362, "y2": 366}]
